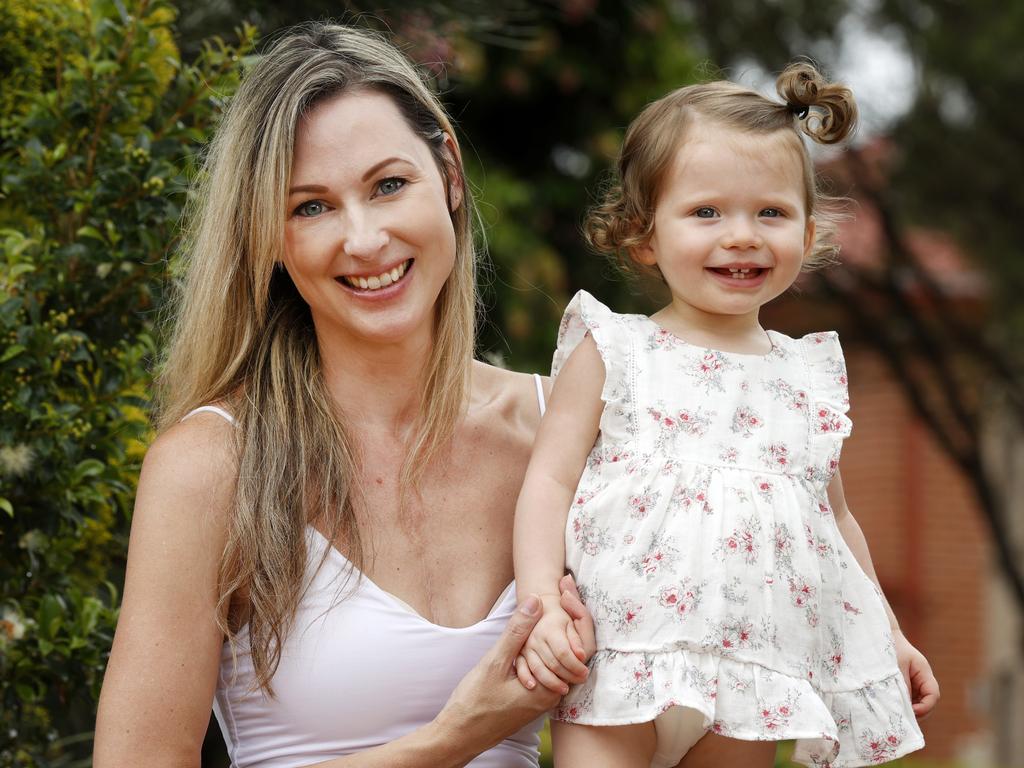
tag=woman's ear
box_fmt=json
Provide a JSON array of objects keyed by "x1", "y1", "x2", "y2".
[{"x1": 441, "y1": 133, "x2": 464, "y2": 213}]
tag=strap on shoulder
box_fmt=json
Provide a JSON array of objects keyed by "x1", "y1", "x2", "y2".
[
  {"x1": 181, "y1": 405, "x2": 235, "y2": 424},
  {"x1": 532, "y1": 373, "x2": 547, "y2": 417}
]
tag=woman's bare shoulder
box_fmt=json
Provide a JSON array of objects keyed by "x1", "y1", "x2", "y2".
[
  {"x1": 471, "y1": 361, "x2": 548, "y2": 434},
  {"x1": 136, "y1": 410, "x2": 238, "y2": 529}
]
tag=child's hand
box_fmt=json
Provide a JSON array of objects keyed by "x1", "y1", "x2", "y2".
[
  {"x1": 894, "y1": 629, "x2": 940, "y2": 718},
  {"x1": 514, "y1": 595, "x2": 590, "y2": 695}
]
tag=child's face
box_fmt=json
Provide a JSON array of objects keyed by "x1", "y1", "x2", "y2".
[{"x1": 634, "y1": 121, "x2": 815, "y2": 324}]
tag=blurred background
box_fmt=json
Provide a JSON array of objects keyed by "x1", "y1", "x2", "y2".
[{"x1": 1, "y1": 0, "x2": 1022, "y2": 766}]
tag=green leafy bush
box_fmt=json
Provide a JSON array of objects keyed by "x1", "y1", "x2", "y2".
[{"x1": 0, "y1": 1, "x2": 251, "y2": 763}]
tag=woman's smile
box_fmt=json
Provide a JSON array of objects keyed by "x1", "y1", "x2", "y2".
[{"x1": 337, "y1": 258, "x2": 413, "y2": 292}]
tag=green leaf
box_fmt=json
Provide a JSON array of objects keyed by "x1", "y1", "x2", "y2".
[
  {"x1": 76, "y1": 226, "x2": 106, "y2": 242},
  {"x1": 1, "y1": 344, "x2": 25, "y2": 363},
  {"x1": 0, "y1": 497, "x2": 12, "y2": 517},
  {"x1": 72, "y1": 459, "x2": 106, "y2": 484}
]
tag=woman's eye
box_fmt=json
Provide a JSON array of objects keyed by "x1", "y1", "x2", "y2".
[
  {"x1": 377, "y1": 177, "x2": 406, "y2": 196},
  {"x1": 694, "y1": 207, "x2": 718, "y2": 218},
  {"x1": 295, "y1": 200, "x2": 326, "y2": 218}
]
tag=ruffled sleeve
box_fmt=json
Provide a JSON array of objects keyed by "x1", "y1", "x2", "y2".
[
  {"x1": 551, "y1": 290, "x2": 629, "y2": 404},
  {"x1": 801, "y1": 331, "x2": 853, "y2": 441}
]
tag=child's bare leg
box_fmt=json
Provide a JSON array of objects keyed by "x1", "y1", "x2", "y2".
[
  {"x1": 552, "y1": 719, "x2": 656, "y2": 768},
  {"x1": 674, "y1": 731, "x2": 776, "y2": 768}
]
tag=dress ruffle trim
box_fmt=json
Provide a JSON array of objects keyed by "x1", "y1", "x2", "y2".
[
  {"x1": 799, "y1": 332, "x2": 852, "y2": 484},
  {"x1": 552, "y1": 290, "x2": 624, "y2": 404},
  {"x1": 554, "y1": 647, "x2": 924, "y2": 768}
]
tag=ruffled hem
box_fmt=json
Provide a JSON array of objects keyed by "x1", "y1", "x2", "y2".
[{"x1": 553, "y1": 647, "x2": 924, "y2": 768}]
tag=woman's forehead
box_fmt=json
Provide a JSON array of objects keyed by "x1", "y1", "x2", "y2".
[{"x1": 291, "y1": 90, "x2": 428, "y2": 179}]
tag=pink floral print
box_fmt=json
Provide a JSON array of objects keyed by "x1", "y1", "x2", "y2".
[
  {"x1": 731, "y1": 405, "x2": 764, "y2": 437},
  {"x1": 625, "y1": 532, "x2": 680, "y2": 580},
  {"x1": 717, "y1": 516, "x2": 762, "y2": 564},
  {"x1": 550, "y1": 292, "x2": 923, "y2": 766},
  {"x1": 687, "y1": 350, "x2": 742, "y2": 393},
  {"x1": 657, "y1": 578, "x2": 705, "y2": 620}
]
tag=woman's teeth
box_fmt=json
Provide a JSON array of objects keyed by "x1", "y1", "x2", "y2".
[{"x1": 343, "y1": 260, "x2": 407, "y2": 290}]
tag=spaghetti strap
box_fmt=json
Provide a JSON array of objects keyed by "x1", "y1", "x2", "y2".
[
  {"x1": 181, "y1": 405, "x2": 235, "y2": 424},
  {"x1": 532, "y1": 373, "x2": 547, "y2": 417}
]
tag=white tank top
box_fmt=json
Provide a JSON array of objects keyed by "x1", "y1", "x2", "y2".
[{"x1": 183, "y1": 375, "x2": 548, "y2": 767}]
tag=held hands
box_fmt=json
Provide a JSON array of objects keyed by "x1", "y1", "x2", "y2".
[
  {"x1": 894, "y1": 629, "x2": 940, "y2": 718},
  {"x1": 434, "y1": 574, "x2": 595, "y2": 758},
  {"x1": 434, "y1": 594, "x2": 559, "y2": 757},
  {"x1": 515, "y1": 575, "x2": 595, "y2": 695}
]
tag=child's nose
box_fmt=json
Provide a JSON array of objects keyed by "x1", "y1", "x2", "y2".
[{"x1": 721, "y1": 217, "x2": 764, "y2": 249}]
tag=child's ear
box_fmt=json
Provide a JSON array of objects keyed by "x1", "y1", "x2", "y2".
[
  {"x1": 441, "y1": 133, "x2": 464, "y2": 213},
  {"x1": 631, "y1": 241, "x2": 658, "y2": 267},
  {"x1": 803, "y1": 215, "x2": 817, "y2": 257}
]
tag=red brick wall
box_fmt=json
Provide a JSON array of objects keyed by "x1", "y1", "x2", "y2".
[{"x1": 841, "y1": 348, "x2": 989, "y2": 761}]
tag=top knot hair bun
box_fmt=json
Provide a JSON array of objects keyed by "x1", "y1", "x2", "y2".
[{"x1": 776, "y1": 61, "x2": 858, "y2": 145}]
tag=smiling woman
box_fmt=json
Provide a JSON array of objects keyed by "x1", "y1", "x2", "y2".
[
  {"x1": 283, "y1": 90, "x2": 459, "y2": 350},
  {"x1": 92, "y1": 21, "x2": 594, "y2": 768}
]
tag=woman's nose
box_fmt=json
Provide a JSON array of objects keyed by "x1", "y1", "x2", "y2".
[{"x1": 342, "y1": 209, "x2": 390, "y2": 260}]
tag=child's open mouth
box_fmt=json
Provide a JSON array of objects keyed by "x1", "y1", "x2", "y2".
[{"x1": 709, "y1": 267, "x2": 766, "y2": 280}]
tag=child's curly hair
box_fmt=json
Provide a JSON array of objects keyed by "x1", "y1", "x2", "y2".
[{"x1": 584, "y1": 62, "x2": 858, "y2": 279}]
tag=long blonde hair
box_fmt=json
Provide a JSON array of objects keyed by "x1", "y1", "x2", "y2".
[
  {"x1": 156, "y1": 22, "x2": 478, "y2": 692},
  {"x1": 585, "y1": 61, "x2": 858, "y2": 273}
]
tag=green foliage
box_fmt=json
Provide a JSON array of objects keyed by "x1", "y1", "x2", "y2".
[{"x1": 0, "y1": 1, "x2": 253, "y2": 762}]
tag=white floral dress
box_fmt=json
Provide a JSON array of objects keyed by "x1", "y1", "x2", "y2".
[{"x1": 551, "y1": 291, "x2": 924, "y2": 768}]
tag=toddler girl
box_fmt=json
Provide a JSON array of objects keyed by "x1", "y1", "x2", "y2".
[{"x1": 513, "y1": 63, "x2": 939, "y2": 768}]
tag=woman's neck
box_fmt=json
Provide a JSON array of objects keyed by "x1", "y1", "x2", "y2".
[{"x1": 317, "y1": 331, "x2": 433, "y2": 437}]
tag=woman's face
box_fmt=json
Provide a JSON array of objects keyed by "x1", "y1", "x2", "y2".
[{"x1": 283, "y1": 89, "x2": 459, "y2": 352}]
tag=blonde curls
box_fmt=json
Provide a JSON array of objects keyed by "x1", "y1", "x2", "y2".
[{"x1": 584, "y1": 61, "x2": 858, "y2": 276}]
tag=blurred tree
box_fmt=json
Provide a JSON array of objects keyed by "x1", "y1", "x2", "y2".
[
  {"x1": 0, "y1": 0, "x2": 253, "y2": 763},
  {"x1": 817, "y1": 0, "x2": 1024, "y2": 614}
]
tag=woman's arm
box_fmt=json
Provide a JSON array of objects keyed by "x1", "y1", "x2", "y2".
[
  {"x1": 828, "y1": 471, "x2": 940, "y2": 718},
  {"x1": 94, "y1": 414, "x2": 561, "y2": 767},
  {"x1": 94, "y1": 414, "x2": 236, "y2": 766},
  {"x1": 513, "y1": 336, "x2": 605, "y2": 690}
]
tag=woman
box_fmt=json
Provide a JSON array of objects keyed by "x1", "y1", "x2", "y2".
[{"x1": 94, "y1": 21, "x2": 593, "y2": 767}]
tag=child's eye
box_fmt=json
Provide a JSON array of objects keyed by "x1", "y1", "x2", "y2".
[
  {"x1": 376, "y1": 177, "x2": 407, "y2": 197},
  {"x1": 294, "y1": 200, "x2": 327, "y2": 218},
  {"x1": 760, "y1": 208, "x2": 784, "y2": 218},
  {"x1": 694, "y1": 207, "x2": 718, "y2": 218}
]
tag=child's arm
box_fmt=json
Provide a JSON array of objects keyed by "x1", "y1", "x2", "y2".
[
  {"x1": 513, "y1": 335, "x2": 605, "y2": 693},
  {"x1": 828, "y1": 471, "x2": 940, "y2": 718}
]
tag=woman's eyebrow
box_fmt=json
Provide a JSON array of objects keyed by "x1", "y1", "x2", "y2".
[
  {"x1": 288, "y1": 183, "x2": 328, "y2": 194},
  {"x1": 288, "y1": 157, "x2": 415, "y2": 194},
  {"x1": 360, "y1": 156, "x2": 411, "y2": 182}
]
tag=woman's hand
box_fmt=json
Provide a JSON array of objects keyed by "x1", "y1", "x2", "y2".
[
  {"x1": 894, "y1": 630, "x2": 940, "y2": 718},
  {"x1": 433, "y1": 595, "x2": 562, "y2": 761}
]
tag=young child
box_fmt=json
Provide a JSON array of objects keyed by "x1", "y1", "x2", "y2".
[{"x1": 513, "y1": 63, "x2": 939, "y2": 768}]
